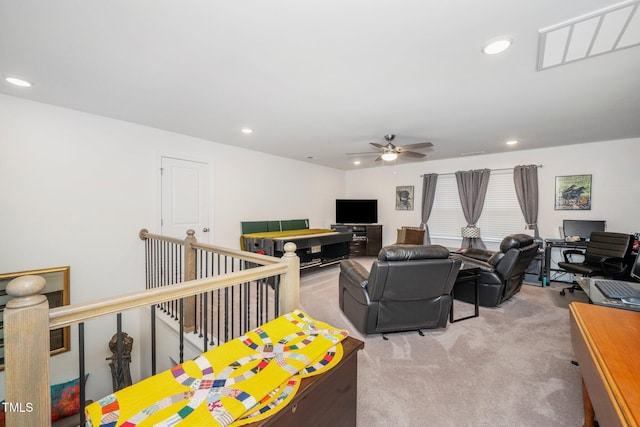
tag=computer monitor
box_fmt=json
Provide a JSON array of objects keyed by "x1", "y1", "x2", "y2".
[
  {"x1": 631, "y1": 251, "x2": 640, "y2": 281},
  {"x1": 562, "y1": 220, "x2": 606, "y2": 240}
]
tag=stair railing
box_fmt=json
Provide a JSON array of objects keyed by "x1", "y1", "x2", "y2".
[{"x1": 3, "y1": 232, "x2": 299, "y2": 427}]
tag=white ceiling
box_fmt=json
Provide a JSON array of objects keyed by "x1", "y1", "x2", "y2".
[{"x1": 2, "y1": 0, "x2": 639, "y2": 170}]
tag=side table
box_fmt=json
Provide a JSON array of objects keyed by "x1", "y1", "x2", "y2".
[{"x1": 449, "y1": 260, "x2": 481, "y2": 323}]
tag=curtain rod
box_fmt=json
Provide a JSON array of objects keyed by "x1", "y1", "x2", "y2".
[{"x1": 420, "y1": 164, "x2": 543, "y2": 177}]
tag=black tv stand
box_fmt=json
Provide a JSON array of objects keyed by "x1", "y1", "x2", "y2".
[{"x1": 332, "y1": 224, "x2": 383, "y2": 257}]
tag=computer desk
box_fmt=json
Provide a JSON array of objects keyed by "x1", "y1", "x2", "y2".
[
  {"x1": 542, "y1": 239, "x2": 588, "y2": 286},
  {"x1": 569, "y1": 302, "x2": 640, "y2": 427}
]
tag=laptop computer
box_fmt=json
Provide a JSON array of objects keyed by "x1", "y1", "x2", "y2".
[{"x1": 588, "y1": 251, "x2": 640, "y2": 311}]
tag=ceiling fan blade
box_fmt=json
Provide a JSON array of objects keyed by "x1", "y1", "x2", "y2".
[
  {"x1": 370, "y1": 142, "x2": 386, "y2": 149},
  {"x1": 399, "y1": 142, "x2": 433, "y2": 150},
  {"x1": 399, "y1": 150, "x2": 426, "y2": 158},
  {"x1": 374, "y1": 155, "x2": 383, "y2": 162}
]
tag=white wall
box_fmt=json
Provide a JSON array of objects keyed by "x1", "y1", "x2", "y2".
[
  {"x1": 0, "y1": 93, "x2": 345, "y2": 400},
  {"x1": 345, "y1": 139, "x2": 640, "y2": 250}
]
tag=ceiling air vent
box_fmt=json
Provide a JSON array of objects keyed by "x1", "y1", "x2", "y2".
[
  {"x1": 537, "y1": 0, "x2": 640, "y2": 71},
  {"x1": 460, "y1": 151, "x2": 486, "y2": 157}
]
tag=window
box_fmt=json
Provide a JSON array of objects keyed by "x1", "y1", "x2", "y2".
[{"x1": 429, "y1": 171, "x2": 526, "y2": 244}]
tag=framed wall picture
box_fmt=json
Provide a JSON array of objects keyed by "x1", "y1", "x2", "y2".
[
  {"x1": 0, "y1": 266, "x2": 71, "y2": 370},
  {"x1": 555, "y1": 174, "x2": 592, "y2": 210},
  {"x1": 396, "y1": 185, "x2": 414, "y2": 210}
]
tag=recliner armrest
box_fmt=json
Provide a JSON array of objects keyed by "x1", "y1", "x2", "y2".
[
  {"x1": 339, "y1": 260, "x2": 372, "y2": 306},
  {"x1": 339, "y1": 259, "x2": 369, "y2": 288},
  {"x1": 455, "y1": 255, "x2": 496, "y2": 273},
  {"x1": 462, "y1": 248, "x2": 496, "y2": 263}
]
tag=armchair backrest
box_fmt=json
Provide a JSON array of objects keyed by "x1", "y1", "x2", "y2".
[
  {"x1": 366, "y1": 245, "x2": 461, "y2": 302},
  {"x1": 584, "y1": 231, "x2": 634, "y2": 265},
  {"x1": 494, "y1": 234, "x2": 539, "y2": 279}
]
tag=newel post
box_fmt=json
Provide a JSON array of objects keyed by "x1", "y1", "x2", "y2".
[
  {"x1": 183, "y1": 229, "x2": 197, "y2": 332},
  {"x1": 4, "y1": 275, "x2": 52, "y2": 427},
  {"x1": 279, "y1": 242, "x2": 300, "y2": 314}
]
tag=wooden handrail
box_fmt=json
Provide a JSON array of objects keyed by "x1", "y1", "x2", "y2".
[
  {"x1": 139, "y1": 228, "x2": 282, "y2": 265},
  {"x1": 49, "y1": 263, "x2": 288, "y2": 329},
  {"x1": 138, "y1": 228, "x2": 186, "y2": 245},
  {"x1": 190, "y1": 241, "x2": 282, "y2": 265}
]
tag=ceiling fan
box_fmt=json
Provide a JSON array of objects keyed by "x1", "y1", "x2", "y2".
[{"x1": 349, "y1": 134, "x2": 433, "y2": 162}]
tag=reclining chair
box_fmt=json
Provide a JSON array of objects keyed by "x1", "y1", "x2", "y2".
[
  {"x1": 453, "y1": 234, "x2": 539, "y2": 307},
  {"x1": 557, "y1": 231, "x2": 634, "y2": 295},
  {"x1": 338, "y1": 245, "x2": 461, "y2": 336}
]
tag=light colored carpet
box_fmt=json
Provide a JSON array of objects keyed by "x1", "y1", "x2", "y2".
[
  {"x1": 299, "y1": 259, "x2": 585, "y2": 427},
  {"x1": 545, "y1": 280, "x2": 590, "y2": 309}
]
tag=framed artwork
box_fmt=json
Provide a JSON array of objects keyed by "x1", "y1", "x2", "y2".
[
  {"x1": 0, "y1": 266, "x2": 71, "y2": 370},
  {"x1": 396, "y1": 185, "x2": 414, "y2": 210},
  {"x1": 555, "y1": 174, "x2": 592, "y2": 210}
]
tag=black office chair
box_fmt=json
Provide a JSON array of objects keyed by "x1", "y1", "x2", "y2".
[{"x1": 557, "y1": 231, "x2": 634, "y2": 296}]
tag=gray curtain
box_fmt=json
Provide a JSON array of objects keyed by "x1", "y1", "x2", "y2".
[
  {"x1": 455, "y1": 169, "x2": 491, "y2": 249},
  {"x1": 420, "y1": 173, "x2": 438, "y2": 244},
  {"x1": 513, "y1": 164, "x2": 539, "y2": 238}
]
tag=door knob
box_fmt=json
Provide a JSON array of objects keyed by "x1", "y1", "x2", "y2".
[{"x1": 203, "y1": 227, "x2": 210, "y2": 232}]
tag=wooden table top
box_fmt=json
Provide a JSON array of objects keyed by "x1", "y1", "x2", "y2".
[{"x1": 570, "y1": 302, "x2": 640, "y2": 426}]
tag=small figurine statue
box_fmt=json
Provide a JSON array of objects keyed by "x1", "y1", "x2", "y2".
[{"x1": 106, "y1": 332, "x2": 133, "y2": 392}]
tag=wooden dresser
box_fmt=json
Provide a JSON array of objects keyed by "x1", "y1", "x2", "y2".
[{"x1": 248, "y1": 336, "x2": 365, "y2": 427}]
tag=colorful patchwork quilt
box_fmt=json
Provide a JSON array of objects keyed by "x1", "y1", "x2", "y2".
[{"x1": 85, "y1": 310, "x2": 348, "y2": 426}]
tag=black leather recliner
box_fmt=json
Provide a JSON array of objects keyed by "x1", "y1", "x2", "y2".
[
  {"x1": 453, "y1": 234, "x2": 539, "y2": 307},
  {"x1": 338, "y1": 245, "x2": 461, "y2": 335}
]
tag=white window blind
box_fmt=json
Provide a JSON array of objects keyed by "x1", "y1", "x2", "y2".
[
  {"x1": 429, "y1": 177, "x2": 466, "y2": 240},
  {"x1": 429, "y1": 171, "x2": 526, "y2": 243}
]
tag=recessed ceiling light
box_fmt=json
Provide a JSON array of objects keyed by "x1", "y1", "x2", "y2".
[
  {"x1": 506, "y1": 140, "x2": 519, "y2": 145},
  {"x1": 482, "y1": 37, "x2": 513, "y2": 55},
  {"x1": 241, "y1": 128, "x2": 253, "y2": 134},
  {"x1": 5, "y1": 77, "x2": 32, "y2": 87},
  {"x1": 353, "y1": 160, "x2": 361, "y2": 165}
]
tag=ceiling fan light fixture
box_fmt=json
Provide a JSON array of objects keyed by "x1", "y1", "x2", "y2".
[{"x1": 381, "y1": 151, "x2": 398, "y2": 161}]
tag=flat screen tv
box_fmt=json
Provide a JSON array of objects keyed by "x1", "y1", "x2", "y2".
[{"x1": 336, "y1": 199, "x2": 378, "y2": 224}]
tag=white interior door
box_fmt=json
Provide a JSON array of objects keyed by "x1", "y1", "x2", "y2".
[{"x1": 160, "y1": 156, "x2": 211, "y2": 243}]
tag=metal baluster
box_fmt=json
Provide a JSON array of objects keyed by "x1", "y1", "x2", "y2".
[
  {"x1": 266, "y1": 277, "x2": 270, "y2": 321},
  {"x1": 274, "y1": 274, "x2": 280, "y2": 318},
  {"x1": 172, "y1": 241, "x2": 177, "y2": 320},
  {"x1": 179, "y1": 298, "x2": 184, "y2": 363},
  {"x1": 198, "y1": 250, "x2": 203, "y2": 337},
  {"x1": 116, "y1": 313, "x2": 124, "y2": 390},
  {"x1": 230, "y1": 256, "x2": 235, "y2": 339},
  {"x1": 209, "y1": 251, "x2": 216, "y2": 346},
  {"x1": 224, "y1": 287, "x2": 229, "y2": 343},
  {"x1": 243, "y1": 281, "x2": 250, "y2": 334},
  {"x1": 79, "y1": 322, "x2": 86, "y2": 427},
  {"x1": 203, "y1": 292, "x2": 208, "y2": 352}
]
